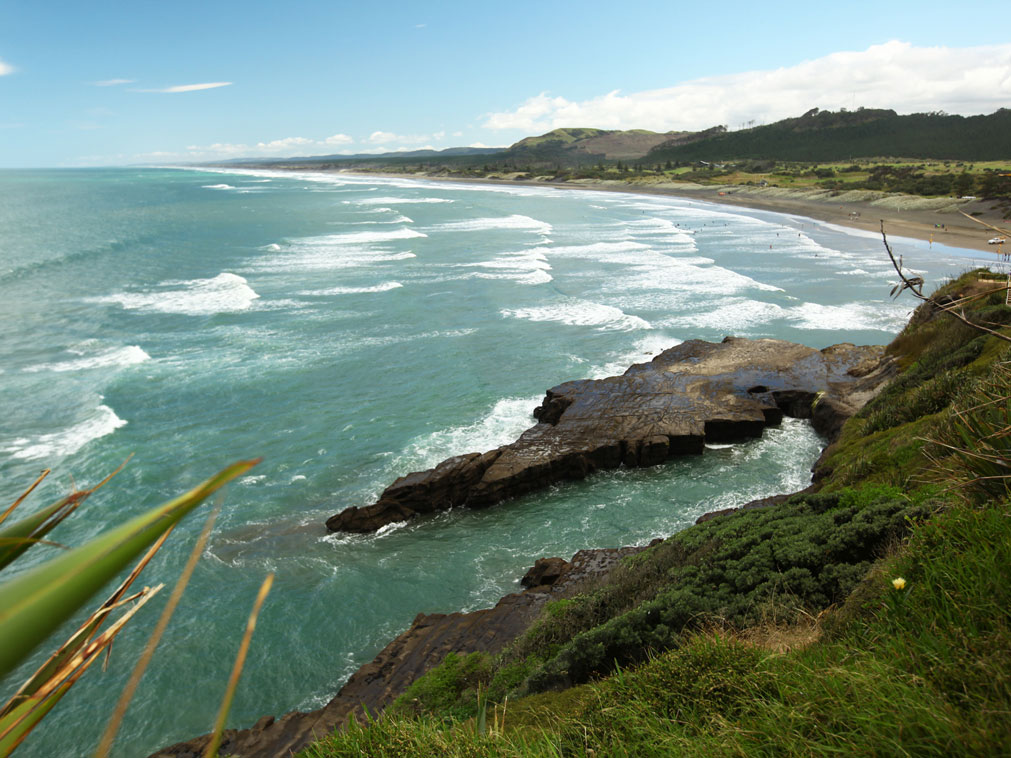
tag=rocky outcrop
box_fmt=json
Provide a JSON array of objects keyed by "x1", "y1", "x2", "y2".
[
  {"x1": 148, "y1": 545, "x2": 651, "y2": 758},
  {"x1": 328, "y1": 337, "x2": 892, "y2": 534}
]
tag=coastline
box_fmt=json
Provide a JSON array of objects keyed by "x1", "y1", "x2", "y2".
[{"x1": 326, "y1": 169, "x2": 1008, "y2": 255}]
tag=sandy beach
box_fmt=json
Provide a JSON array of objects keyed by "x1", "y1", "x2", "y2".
[{"x1": 335, "y1": 169, "x2": 1010, "y2": 256}]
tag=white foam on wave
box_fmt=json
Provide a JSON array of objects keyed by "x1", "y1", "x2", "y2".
[
  {"x1": 343, "y1": 213, "x2": 414, "y2": 225},
  {"x1": 658, "y1": 298, "x2": 785, "y2": 333},
  {"x1": 427, "y1": 214, "x2": 553, "y2": 235},
  {"x1": 247, "y1": 227, "x2": 423, "y2": 273},
  {"x1": 501, "y1": 301, "x2": 650, "y2": 331},
  {"x1": 202, "y1": 184, "x2": 236, "y2": 190},
  {"x1": 348, "y1": 196, "x2": 454, "y2": 206},
  {"x1": 785, "y1": 301, "x2": 912, "y2": 332},
  {"x1": 625, "y1": 216, "x2": 697, "y2": 243},
  {"x1": 543, "y1": 236, "x2": 778, "y2": 298},
  {"x1": 299, "y1": 228, "x2": 426, "y2": 245},
  {"x1": 248, "y1": 245, "x2": 416, "y2": 273},
  {"x1": 24, "y1": 345, "x2": 150, "y2": 373},
  {"x1": 588, "y1": 334, "x2": 684, "y2": 378},
  {"x1": 191, "y1": 166, "x2": 353, "y2": 188},
  {"x1": 90, "y1": 272, "x2": 260, "y2": 316},
  {"x1": 3, "y1": 404, "x2": 126, "y2": 461},
  {"x1": 301, "y1": 281, "x2": 404, "y2": 295},
  {"x1": 543, "y1": 239, "x2": 651, "y2": 259},
  {"x1": 462, "y1": 248, "x2": 553, "y2": 285},
  {"x1": 262, "y1": 243, "x2": 282, "y2": 251},
  {"x1": 395, "y1": 395, "x2": 543, "y2": 474}
]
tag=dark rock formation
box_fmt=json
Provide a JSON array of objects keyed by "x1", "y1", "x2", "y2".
[
  {"x1": 148, "y1": 545, "x2": 649, "y2": 758},
  {"x1": 520, "y1": 557, "x2": 569, "y2": 588},
  {"x1": 695, "y1": 493, "x2": 794, "y2": 524},
  {"x1": 328, "y1": 337, "x2": 892, "y2": 534}
]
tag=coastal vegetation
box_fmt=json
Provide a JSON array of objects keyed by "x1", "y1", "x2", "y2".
[
  {"x1": 244, "y1": 108, "x2": 1011, "y2": 213},
  {"x1": 299, "y1": 270, "x2": 1011, "y2": 756}
]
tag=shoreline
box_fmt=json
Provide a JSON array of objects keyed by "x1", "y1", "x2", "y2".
[{"x1": 322, "y1": 168, "x2": 1008, "y2": 255}]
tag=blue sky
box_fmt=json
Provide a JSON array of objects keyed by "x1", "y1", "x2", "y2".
[{"x1": 1, "y1": 0, "x2": 1009, "y2": 167}]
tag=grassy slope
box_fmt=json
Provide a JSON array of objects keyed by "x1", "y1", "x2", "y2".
[{"x1": 301, "y1": 272, "x2": 1011, "y2": 757}]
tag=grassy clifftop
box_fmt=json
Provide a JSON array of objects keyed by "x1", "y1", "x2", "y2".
[{"x1": 301, "y1": 271, "x2": 1011, "y2": 757}]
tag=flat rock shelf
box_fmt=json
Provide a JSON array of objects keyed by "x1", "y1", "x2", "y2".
[{"x1": 327, "y1": 336, "x2": 892, "y2": 534}]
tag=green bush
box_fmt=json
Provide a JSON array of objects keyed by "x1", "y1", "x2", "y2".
[
  {"x1": 517, "y1": 490, "x2": 933, "y2": 692},
  {"x1": 390, "y1": 652, "x2": 493, "y2": 722}
]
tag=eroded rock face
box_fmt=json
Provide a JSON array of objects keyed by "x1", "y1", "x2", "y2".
[{"x1": 328, "y1": 337, "x2": 890, "y2": 534}]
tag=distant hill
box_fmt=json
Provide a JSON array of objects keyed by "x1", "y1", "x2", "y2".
[
  {"x1": 219, "y1": 145, "x2": 503, "y2": 166},
  {"x1": 504, "y1": 127, "x2": 698, "y2": 163},
  {"x1": 645, "y1": 108, "x2": 1011, "y2": 162}
]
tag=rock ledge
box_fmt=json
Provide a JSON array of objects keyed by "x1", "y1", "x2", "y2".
[{"x1": 327, "y1": 337, "x2": 891, "y2": 533}]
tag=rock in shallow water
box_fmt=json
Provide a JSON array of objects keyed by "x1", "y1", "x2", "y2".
[{"x1": 327, "y1": 337, "x2": 891, "y2": 534}]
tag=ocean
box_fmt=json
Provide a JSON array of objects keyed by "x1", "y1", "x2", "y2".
[{"x1": 0, "y1": 167, "x2": 986, "y2": 757}]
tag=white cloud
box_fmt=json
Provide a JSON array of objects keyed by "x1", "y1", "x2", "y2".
[
  {"x1": 0, "y1": 58, "x2": 14, "y2": 76},
  {"x1": 91, "y1": 78, "x2": 134, "y2": 87},
  {"x1": 484, "y1": 41, "x2": 1011, "y2": 133},
  {"x1": 367, "y1": 130, "x2": 434, "y2": 146},
  {"x1": 176, "y1": 133, "x2": 359, "y2": 161},
  {"x1": 257, "y1": 136, "x2": 313, "y2": 150},
  {"x1": 140, "y1": 82, "x2": 232, "y2": 93}
]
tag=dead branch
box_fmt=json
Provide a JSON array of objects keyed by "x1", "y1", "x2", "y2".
[
  {"x1": 958, "y1": 210, "x2": 1011, "y2": 238},
  {"x1": 882, "y1": 220, "x2": 1011, "y2": 344}
]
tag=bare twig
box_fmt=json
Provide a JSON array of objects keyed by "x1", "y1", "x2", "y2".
[
  {"x1": 882, "y1": 221, "x2": 1011, "y2": 344},
  {"x1": 958, "y1": 210, "x2": 1011, "y2": 238},
  {"x1": 204, "y1": 573, "x2": 274, "y2": 758},
  {"x1": 1, "y1": 470, "x2": 51, "y2": 526}
]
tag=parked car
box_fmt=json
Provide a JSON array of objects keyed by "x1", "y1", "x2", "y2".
[{"x1": 989, "y1": 237, "x2": 1007, "y2": 245}]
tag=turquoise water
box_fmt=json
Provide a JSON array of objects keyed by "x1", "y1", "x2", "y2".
[{"x1": 0, "y1": 167, "x2": 985, "y2": 757}]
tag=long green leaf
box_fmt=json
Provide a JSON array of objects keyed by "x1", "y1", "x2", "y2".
[
  {"x1": 0, "y1": 586, "x2": 160, "y2": 756},
  {"x1": 0, "y1": 459, "x2": 129, "y2": 571},
  {"x1": 0, "y1": 470, "x2": 50, "y2": 528},
  {"x1": 0, "y1": 497, "x2": 82, "y2": 571},
  {"x1": 1, "y1": 532, "x2": 172, "y2": 719},
  {"x1": 0, "y1": 460, "x2": 258, "y2": 680},
  {"x1": 0, "y1": 682, "x2": 70, "y2": 756},
  {"x1": 204, "y1": 573, "x2": 273, "y2": 758}
]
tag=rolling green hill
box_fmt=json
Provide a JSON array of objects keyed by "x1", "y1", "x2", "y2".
[
  {"x1": 505, "y1": 127, "x2": 695, "y2": 163},
  {"x1": 645, "y1": 107, "x2": 1011, "y2": 162}
]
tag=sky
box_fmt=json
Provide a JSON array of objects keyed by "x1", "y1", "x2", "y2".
[{"x1": 0, "y1": 0, "x2": 1009, "y2": 167}]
